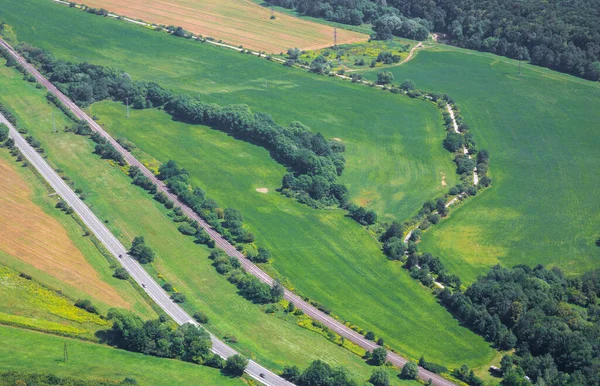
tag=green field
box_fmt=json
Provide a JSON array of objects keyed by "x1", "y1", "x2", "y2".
[
  {"x1": 359, "y1": 46, "x2": 600, "y2": 282},
  {"x1": 0, "y1": 326, "x2": 241, "y2": 386},
  {"x1": 0, "y1": 62, "x2": 423, "y2": 383},
  {"x1": 0, "y1": 0, "x2": 495, "y2": 369}
]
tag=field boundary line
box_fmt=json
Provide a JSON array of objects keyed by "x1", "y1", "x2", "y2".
[{"x1": 1, "y1": 36, "x2": 456, "y2": 386}]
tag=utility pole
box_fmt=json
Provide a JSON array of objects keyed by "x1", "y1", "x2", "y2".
[
  {"x1": 518, "y1": 53, "x2": 523, "y2": 75},
  {"x1": 125, "y1": 97, "x2": 129, "y2": 118},
  {"x1": 334, "y1": 27, "x2": 337, "y2": 48},
  {"x1": 64, "y1": 342, "x2": 68, "y2": 362}
]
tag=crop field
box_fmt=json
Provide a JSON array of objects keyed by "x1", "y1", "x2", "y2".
[
  {"x1": 0, "y1": 326, "x2": 241, "y2": 386},
  {"x1": 0, "y1": 155, "x2": 128, "y2": 309},
  {"x1": 0, "y1": 0, "x2": 495, "y2": 369},
  {"x1": 0, "y1": 264, "x2": 109, "y2": 340},
  {"x1": 0, "y1": 60, "x2": 422, "y2": 383},
  {"x1": 360, "y1": 47, "x2": 600, "y2": 283},
  {"x1": 80, "y1": 0, "x2": 367, "y2": 52}
]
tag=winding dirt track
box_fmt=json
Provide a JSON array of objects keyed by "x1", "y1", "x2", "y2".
[{"x1": 0, "y1": 37, "x2": 456, "y2": 386}]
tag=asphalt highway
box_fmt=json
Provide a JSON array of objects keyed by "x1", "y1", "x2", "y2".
[
  {"x1": 0, "y1": 37, "x2": 456, "y2": 386},
  {"x1": 0, "y1": 113, "x2": 291, "y2": 385}
]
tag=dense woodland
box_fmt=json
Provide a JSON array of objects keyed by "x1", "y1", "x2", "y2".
[
  {"x1": 14, "y1": 43, "x2": 348, "y2": 209},
  {"x1": 440, "y1": 265, "x2": 600, "y2": 385},
  {"x1": 268, "y1": 0, "x2": 600, "y2": 81}
]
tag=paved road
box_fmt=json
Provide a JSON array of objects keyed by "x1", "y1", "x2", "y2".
[
  {"x1": 0, "y1": 37, "x2": 456, "y2": 386},
  {"x1": 0, "y1": 116, "x2": 291, "y2": 386}
]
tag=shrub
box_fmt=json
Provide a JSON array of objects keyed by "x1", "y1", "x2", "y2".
[
  {"x1": 162, "y1": 282, "x2": 173, "y2": 291},
  {"x1": 171, "y1": 292, "x2": 186, "y2": 303},
  {"x1": 223, "y1": 354, "x2": 248, "y2": 376},
  {"x1": 400, "y1": 362, "x2": 418, "y2": 379},
  {"x1": 370, "y1": 347, "x2": 387, "y2": 366},
  {"x1": 193, "y1": 311, "x2": 209, "y2": 324},
  {"x1": 74, "y1": 299, "x2": 99, "y2": 314},
  {"x1": 369, "y1": 368, "x2": 390, "y2": 386},
  {"x1": 113, "y1": 267, "x2": 130, "y2": 280},
  {"x1": 365, "y1": 331, "x2": 375, "y2": 340}
]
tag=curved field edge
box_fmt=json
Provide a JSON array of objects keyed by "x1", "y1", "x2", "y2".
[
  {"x1": 0, "y1": 62, "x2": 422, "y2": 384},
  {"x1": 0, "y1": 0, "x2": 456, "y2": 223},
  {"x1": 77, "y1": 0, "x2": 368, "y2": 53},
  {"x1": 0, "y1": 0, "x2": 495, "y2": 369},
  {"x1": 358, "y1": 47, "x2": 600, "y2": 283},
  {"x1": 0, "y1": 325, "x2": 242, "y2": 386}
]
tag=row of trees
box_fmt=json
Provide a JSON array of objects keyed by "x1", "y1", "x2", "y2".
[
  {"x1": 107, "y1": 309, "x2": 215, "y2": 364},
  {"x1": 15, "y1": 43, "x2": 348, "y2": 209},
  {"x1": 268, "y1": 0, "x2": 600, "y2": 81},
  {"x1": 209, "y1": 249, "x2": 284, "y2": 304},
  {"x1": 280, "y1": 357, "x2": 421, "y2": 386},
  {"x1": 440, "y1": 265, "x2": 600, "y2": 385},
  {"x1": 0, "y1": 371, "x2": 136, "y2": 386}
]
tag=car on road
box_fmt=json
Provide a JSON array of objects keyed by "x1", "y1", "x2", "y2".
[{"x1": 142, "y1": 283, "x2": 146, "y2": 288}]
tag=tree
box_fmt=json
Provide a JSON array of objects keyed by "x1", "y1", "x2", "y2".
[
  {"x1": 365, "y1": 331, "x2": 376, "y2": 340},
  {"x1": 224, "y1": 354, "x2": 248, "y2": 377},
  {"x1": 370, "y1": 347, "x2": 387, "y2": 366},
  {"x1": 369, "y1": 368, "x2": 390, "y2": 386},
  {"x1": 376, "y1": 71, "x2": 394, "y2": 85},
  {"x1": 255, "y1": 246, "x2": 271, "y2": 263},
  {"x1": 281, "y1": 365, "x2": 301, "y2": 382},
  {"x1": 400, "y1": 79, "x2": 416, "y2": 91},
  {"x1": 310, "y1": 56, "x2": 330, "y2": 74},
  {"x1": 299, "y1": 360, "x2": 332, "y2": 385},
  {"x1": 400, "y1": 362, "x2": 418, "y2": 379}
]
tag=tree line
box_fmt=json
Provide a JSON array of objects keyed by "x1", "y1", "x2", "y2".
[
  {"x1": 107, "y1": 309, "x2": 217, "y2": 366},
  {"x1": 15, "y1": 43, "x2": 349, "y2": 210},
  {"x1": 0, "y1": 371, "x2": 137, "y2": 386},
  {"x1": 439, "y1": 265, "x2": 600, "y2": 386},
  {"x1": 267, "y1": 0, "x2": 600, "y2": 81}
]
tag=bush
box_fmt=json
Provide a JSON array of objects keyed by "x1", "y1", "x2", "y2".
[
  {"x1": 365, "y1": 331, "x2": 375, "y2": 340},
  {"x1": 193, "y1": 311, "x2": 209, "y2": 324},
  {"x1": 400, "y1": 362, "x2": 418, "y2": 379},
  {"x1": 171, "y1": 292, "x2": 186, "y2": 303},
  {"x1": 113, "y1": 267, "x2": 130, "y2": 280},
  {"x1": 162, "y1": 282, "x2": 173, "y2": 291},
  {"x1": 376, "y1": 71, "x2": 394, "y2": 84},
  {"x1": 281, "y1": 365, "x2": 301, "y2": 382},
  {"x1": 74, "y1": 299, "x2": 99, "y2": 314},
  {"x1": 223, "y1": 354, "x2": 248, "y2": 377},
  {"x1": 369, "y1": 368, "x2": 390, "y2": 386},
  {"x1": 400, "y1": 79, "x2": 416, "y2": 90}
]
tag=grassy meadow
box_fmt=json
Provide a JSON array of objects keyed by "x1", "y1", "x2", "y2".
[
  {"x1": 0, "y1": 0, "x2": 492, "y2": 369},
  {"x1": 359, "y1": 46, "x2": 600, "y2": 283},
  {"x1": 0, "y1": 60, "x2": 424, "y2": 383},
  {"x1": 0, "y1": 326, "x2": 242, "y2": 386}
]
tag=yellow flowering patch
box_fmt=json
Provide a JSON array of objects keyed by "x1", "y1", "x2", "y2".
[{"x1": 0, "y1": 265, "x2": 109, "y2": 339}]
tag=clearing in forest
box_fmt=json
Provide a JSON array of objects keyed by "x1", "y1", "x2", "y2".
[{"x1": 80, "y1": 0, "x2": 368, "y2": 52}]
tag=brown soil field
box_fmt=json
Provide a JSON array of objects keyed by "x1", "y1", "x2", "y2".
[
  {"x1": 0, "y1": 158, "x2": 129, "y2": 308},
  {"x1": 80, "y1": 0, "x2": 368, "y2": 52}
]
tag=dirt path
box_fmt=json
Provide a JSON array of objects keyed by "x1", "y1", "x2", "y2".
[{"x1": 446, "y1": 104, "x2": 478, "y2": 185}]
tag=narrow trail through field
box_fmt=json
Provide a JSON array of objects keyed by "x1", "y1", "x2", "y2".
[{"x1": 446, "y1": 104, "x2": 478, "y2": 185}]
